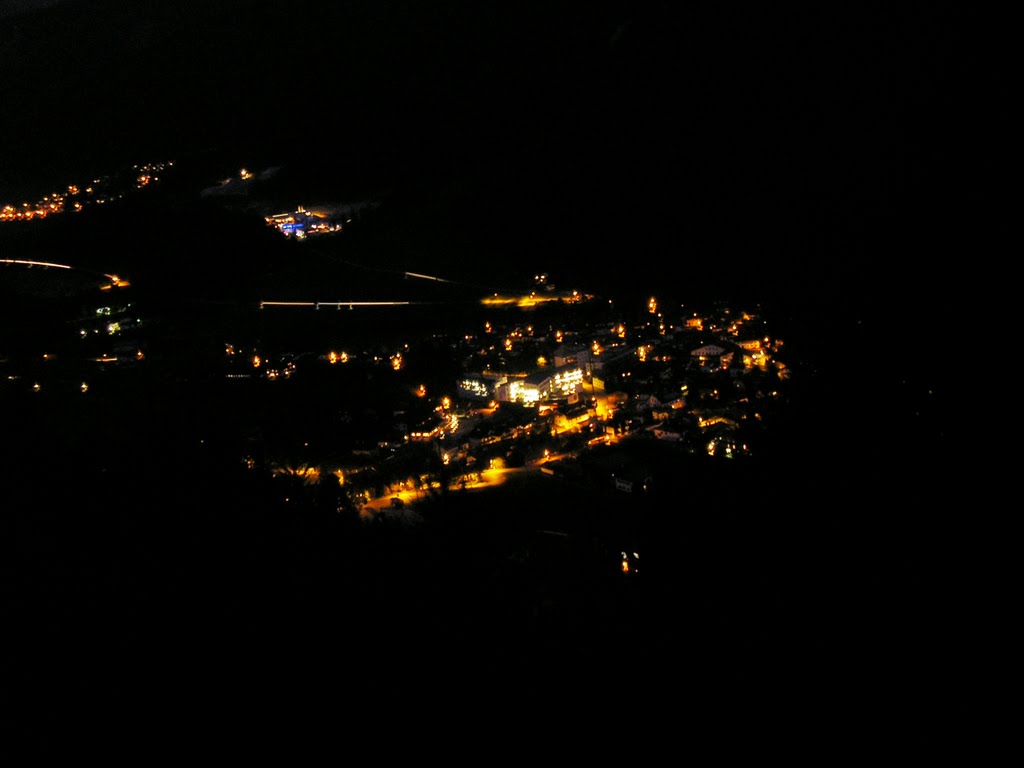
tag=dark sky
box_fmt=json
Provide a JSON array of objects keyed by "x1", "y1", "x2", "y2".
[{"x1": 0, "y1": 2, "x2": 996, "y2": 309}]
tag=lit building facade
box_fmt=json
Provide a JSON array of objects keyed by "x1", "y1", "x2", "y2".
[{"x1": 494, "y1": 367, "x2": 584, "y2": 404}]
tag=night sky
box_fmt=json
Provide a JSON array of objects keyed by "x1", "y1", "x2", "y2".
[
  {"x1": 1, "y1": 1, "x2": 994, "y2": 753},
  {"x1": 1, "y1": 3, "x2": 994, "y2": 298}
]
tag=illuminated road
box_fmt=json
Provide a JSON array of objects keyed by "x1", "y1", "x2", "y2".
[
  {"x1": 0, "y1": 258, "x2": 125, "y2": 287},
  {"x1": 0, "y1": 258, "x2": 74, "y2": 270},
  {"x1": 259, "y1": 300, "x2": 426, "y2": 309},
  {"x1": 361, "y1": 466, "x2": 538, "y2": 517}
]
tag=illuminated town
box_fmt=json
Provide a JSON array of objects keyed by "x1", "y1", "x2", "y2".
[
  {"x1": 2, "y1": 184, "x2": 793, "y2": 522},
  {"x1": 1, "y1": 1, "x2": 969, "y2": 745}
]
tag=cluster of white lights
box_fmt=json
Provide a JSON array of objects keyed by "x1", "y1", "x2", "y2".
[
  {"x1": 459, "y1": 378, "x2": 491, "y2": 398},
  {"x1": 508, "y1": 380, "x2": 540, "y2": 404},
  {"x1": 550, "y1": 368, "x2": 583, "y2": 396}
]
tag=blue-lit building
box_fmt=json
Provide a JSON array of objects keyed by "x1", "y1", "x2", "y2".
[{"x1": 265, "y1": 206, "x2": 339, "y2": 238}]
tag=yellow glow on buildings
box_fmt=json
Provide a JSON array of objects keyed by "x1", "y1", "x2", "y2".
[
  {"x1": 481, "y1": 294, "x2": 561, "y2": 309},
  {"x1": 272, "y1": 464, "x2": 321, "y2": 483},
  {"x1": 697, "y1": 415, "x2": 739, "y2": 430},
  {"x1": 593, "y1": 396, "x2": 614, "y2": 420}
]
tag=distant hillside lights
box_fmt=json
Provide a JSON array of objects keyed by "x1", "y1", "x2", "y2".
[{"x1": 0, "y1": 160, "x2": 171, "y2": 223}]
